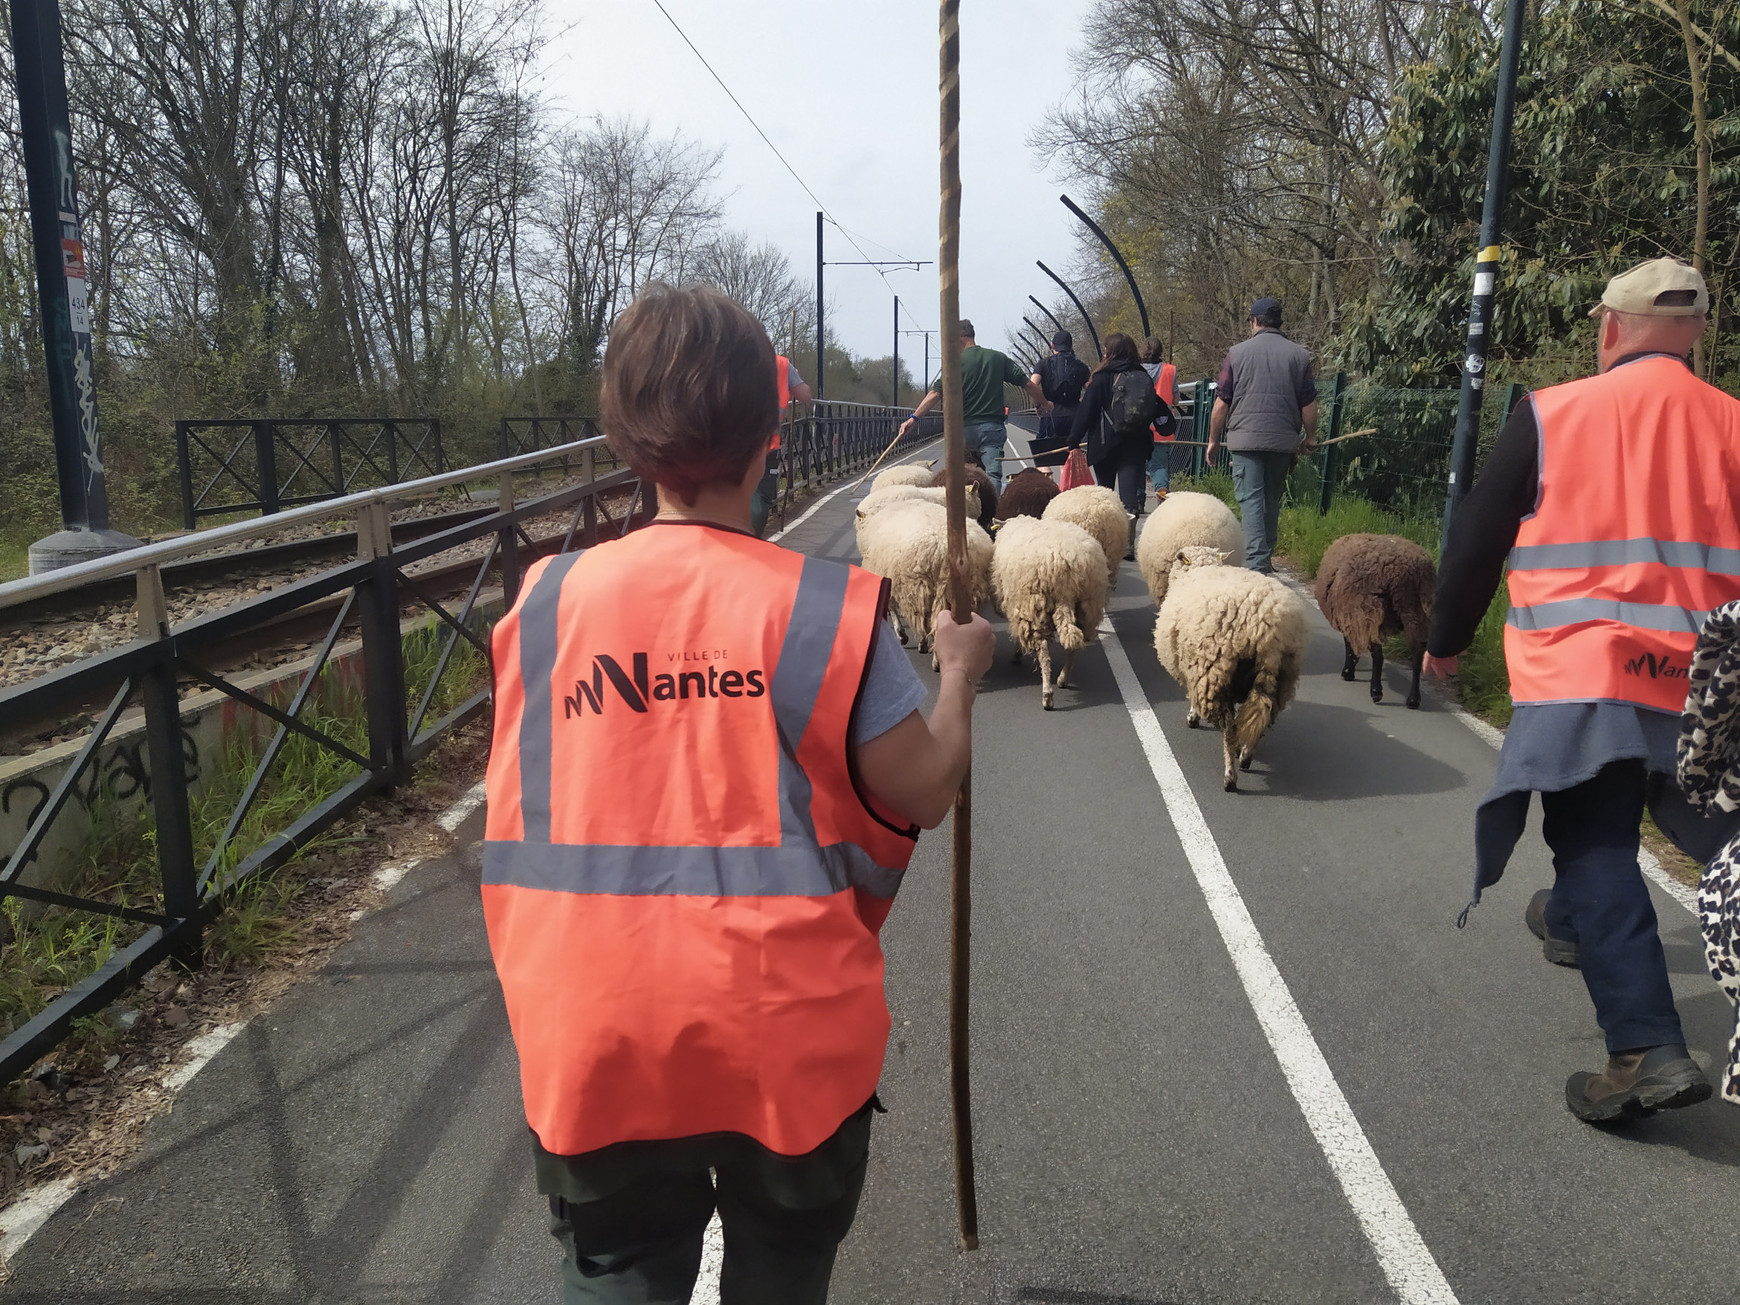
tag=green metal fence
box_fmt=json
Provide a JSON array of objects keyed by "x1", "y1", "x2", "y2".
[{"x1": 1175, "y1": 373, "x2": 1527, "y2": 528}]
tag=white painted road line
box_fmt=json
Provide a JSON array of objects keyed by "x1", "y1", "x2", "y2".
[
  {"x1": 0, "y1": 1177, "x2": 76, "y2": 1265},
  {"x1": 161, "y1": 1022, "x2": 249, "y2": 1094},
  {"x1": 767, "y1": 440, "x2": 942, "y2": 544},
  {"x1": 695, "y1": 1209, "x2": 724, "y2": 1300},
  {"x1": 1099, "y1": 619, "x2": 1461, "y2": 1305}
]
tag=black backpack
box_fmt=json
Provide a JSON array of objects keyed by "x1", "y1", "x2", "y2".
[
  {"x1": 1040, "y1": 353, "x2": 1090, "y2": 407},
  {"x1": 1106, "y1": 367, "x2": 1161, "y2": 439}
]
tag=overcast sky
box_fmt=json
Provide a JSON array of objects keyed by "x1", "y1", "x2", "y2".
[{"x1": 541, "y1": 0, "x2": 1091, "y2": 378}]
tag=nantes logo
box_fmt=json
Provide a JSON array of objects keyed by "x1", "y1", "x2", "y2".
[
  {"x1": 1623, "y1": 651, "x2": 1688, "y2": 680},
  {"x1": 562, "y1": 653, "x2": 767, "y2": 719}
]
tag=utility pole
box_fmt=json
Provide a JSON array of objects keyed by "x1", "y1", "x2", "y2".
[
  {"x1": 1441, "y1": 0, "x2": 1527, "y2": 555},
  {"x1": 13, "y1": 0, "x2": 136, "y2": 573},
  {"x1": 894, "y1": 295, "x2": 901, "y2": 407},
  {"x1": 904, "y1": 327, "x2": 936, "y2": 391},
  {"x1": 815, "y1": 211, "x2": 825, "y2": 401}
]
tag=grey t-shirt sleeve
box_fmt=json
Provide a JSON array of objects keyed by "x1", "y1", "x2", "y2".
[
  {"x1": 787, "y1": 361, "x2": 805, "y2": 389},
  {"x1": 852, "y1": 620, "x2": 929, "y2": 744}
]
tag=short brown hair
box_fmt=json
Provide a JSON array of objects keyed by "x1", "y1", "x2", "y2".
[{"x1": 600, "y1": 284, "x2": 777, "y2": 504}]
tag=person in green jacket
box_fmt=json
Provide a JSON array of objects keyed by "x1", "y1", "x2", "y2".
[{"x1": 899, "y1": 320, "x2": 1044, "y2": 487}]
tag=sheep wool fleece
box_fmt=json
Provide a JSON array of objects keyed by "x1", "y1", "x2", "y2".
[
  {"x1": 1314, "y1": 533, "x2": 1436, "y2": 654},
  {"x1": 996, "y1": 467, "x2": 1061, "y2": 521},
  {"x1": 1044, "y1": 485, "x2": 1131, "y2": 584},
  {"x1": 991, "y1": 516, "x2": 1109, "y2": 659},
  {"x1": 1136, "y1": 491, "x2": 1245, "y2": 607},
  {"x1": 871, "y1": 464, "x2": 936, "y2": 492},
  {"x1": 1155, "y1": 560, "x2": 1309, "y2": 745}
]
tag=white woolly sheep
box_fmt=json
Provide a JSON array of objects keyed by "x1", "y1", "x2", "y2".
[
  {"x1": 990, "y1": 515, "x2": 1109, "y2": 710},
  {"x1": 854, "y1": 484, "x2": 981, "y2": 559},
  {"x1": 1154, "y1": 545, "x2": 1309, "y2": 791},
  {"x1": 1136, "y1": 491, "x2": 1244, "y2": 607},
  {"x1": 871, "y1": 463, "x2": 936, "y2": 492},
  {"x1": 1044, "y1": 484, "x2": 1131, "y2": 583},
  {"x1": 857, "y1": 500, "x2": 993, "y2": 658},
  {"x1": 1314, "y1": 533, "x2": 1437, "y2": 710}
]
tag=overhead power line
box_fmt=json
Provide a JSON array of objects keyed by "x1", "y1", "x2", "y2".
[{"x1": 647, "y1": 0, "x2": 935, "y2": 336}]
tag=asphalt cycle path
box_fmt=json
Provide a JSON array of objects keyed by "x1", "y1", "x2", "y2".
[{"x1": 6, "y1": 437, "x2": 1739, "y2": 1304}]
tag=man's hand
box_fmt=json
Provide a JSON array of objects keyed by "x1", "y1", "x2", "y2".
[
  {"x1": 899, "y1": 417, "x2": 916, "y2": 437},
  {"x1": 1423, "y1": 654, "x2": 1459, "y2": 679},
  {"x1": 1299, "y1": 434, "x2": 1318, "y2": 454},
  {"x1": 933, "y1": 610, "x2": 994, "y2": 682},
  {"x1": 1205, "y1": 438, "x2": 1221, "y2": 463}
]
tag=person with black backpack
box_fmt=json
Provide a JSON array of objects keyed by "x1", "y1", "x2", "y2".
[
  {"x1": 1030, "y1": 331, "x2": 1092, "y2": 468},
  {"x1": 1068, "y1": 333, "x2": 1177, "y2": 530}
]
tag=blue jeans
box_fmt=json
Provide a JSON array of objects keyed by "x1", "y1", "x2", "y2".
[
  {"x1": 1148, "y1": 440, "x2": 1172, "y2": 493},
  {"x1": 967, "y1": 420, "x2": 1008, "y2": 487},
  {"x1": 1540, "y1": 760, "x2": 1685, "y2": 1053},
  {"x1": 1230, "y1": 450, "x2": 1291, "y2": 574}
]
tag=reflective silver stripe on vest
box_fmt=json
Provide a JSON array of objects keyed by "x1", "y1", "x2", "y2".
[
  {"x1": 1508, "y1": 538, "x2": 1740, "y2": 575},
  {"x1": 498, "y1": 552, "x2": 903, "y2": 899},
  {"x1": 1506, "y1": 597, "x2": 1711, "y2": 634},
  {"x1": 481, "y1": 838, "x2": 906, "y2": 900},
  {"x1": 515, "y1": 552, "x2": 582, "y2": 843}
]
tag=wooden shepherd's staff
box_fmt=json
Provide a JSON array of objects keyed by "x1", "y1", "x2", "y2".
[{"x1": 937, "y1": 0, "x2": 979, "y2": 1254}]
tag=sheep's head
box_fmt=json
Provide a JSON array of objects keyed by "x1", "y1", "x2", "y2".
[{"x1": 1169, "y1": 544, "x2": 1230, "y2": 578}]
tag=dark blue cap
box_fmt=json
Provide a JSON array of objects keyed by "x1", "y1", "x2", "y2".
[
  {"x1": 1052, "y1": 331, "x2": 1072, "y2": 350},
  {"x1": 1251, "y1": 297, "x2": 1283, "y2": 324}
]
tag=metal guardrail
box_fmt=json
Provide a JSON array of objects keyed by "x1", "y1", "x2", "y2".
[
  {"x1": 0, "y1": 437, "x2": 642, "y2": 1082},
  {"x1": 773, "y1": 400, "x2": 932, "y2": 528},
  {"x1": 175, "y1": 418, "x2": 445, "y2": 528},
  {"x1": 0, "y1": 418, "x2": 937, "y2": 1081}
]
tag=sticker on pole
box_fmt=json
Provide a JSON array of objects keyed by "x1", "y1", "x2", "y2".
[
  {"x1": 1473, "y1": 273, "x2": 1495, "y2": 296},
  {"x1": 62, "y1": 237, "x2": 91, "y2": 334}
]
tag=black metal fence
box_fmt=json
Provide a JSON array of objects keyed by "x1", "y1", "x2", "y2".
[
  {"x1": 176, "y1": 418, "x2": 445, "y2": 528},
  {"x1": 0, "y1": 441, "x2": 645, "y2": 1082},
  {"x1": 774, "y1": 401, "x2": 934, "y2": 527}
]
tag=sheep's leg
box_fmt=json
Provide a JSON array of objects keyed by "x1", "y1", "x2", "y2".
[
  {"x1": 891, "y1": 608, "x2": 909, "y2": 646},
  {"x1": 1186, "y1": 708, "x2": 1201, "y2": 729},
  {"x1": 1406, "y1": 642, "x2": 1424, "y2": 710},
  {"x1": 1222, "y1": 722, "x2": 1239, "y2": 792},
  {"x1": 1010, "y1": 645, "x2": 1023, "y2": 665},
  {"x1": 1039, "y1": 640, "x2": 1055, "y2": 711},
  {"x1": 1340, "y1": 640, "x2": 1358, "y2": 682},
  {"x1": 1368, "y1": 641, "x2": 1385, "y2": 704},
  {"x1": 1055, "y1": 646, "x2": 1077, "y2": 689}
]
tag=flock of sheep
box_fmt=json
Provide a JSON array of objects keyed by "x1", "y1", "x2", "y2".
[{"x1": 852, "y1": 457, "x2": 1437, "y2": 793}]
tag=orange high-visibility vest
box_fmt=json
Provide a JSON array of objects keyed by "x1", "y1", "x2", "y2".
[
  {"x1": 1153, "y1": 362, "x2": 1177, "y2": 441},
  {"x1": 1505, "y1": 354, "x2": 1740, "y2": 710},
  {"x1": 483, "y1": 522, "x2": 918, "y2": 1158},
  {"x1": 772, "y1": 355, "x2": 791, "y2": 452}
]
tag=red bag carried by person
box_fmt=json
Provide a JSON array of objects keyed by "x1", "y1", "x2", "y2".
[{"x1": 1059, "y1": 447, "x2": 1092, "y2": 491}]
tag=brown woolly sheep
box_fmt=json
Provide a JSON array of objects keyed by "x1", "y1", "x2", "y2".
[
  {"x1": 996, "y1": 467, "x2": 1060, "y2": 522},
  {"x1": 1313, "y1": 533, "x2": 1437, "y2": 709},
  {"x1": 928, "y1": 462, "x2": 999, "y2": 529}
]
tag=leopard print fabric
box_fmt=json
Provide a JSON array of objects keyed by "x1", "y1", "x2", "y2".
[{"x1": 1678, "y1": 598, "x2": 1740, "y2": 1105}]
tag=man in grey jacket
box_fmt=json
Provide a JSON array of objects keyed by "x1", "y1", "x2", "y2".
[{"x1": 1206, "y1": 298, "x2": 1318, "y2": 573}]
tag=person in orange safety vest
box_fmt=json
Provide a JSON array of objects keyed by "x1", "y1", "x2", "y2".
[
  {"x1": 483, "y1": 284, "x2": 992, "y2": 1303},
  {"x1": 1142, "y1": 335, "x2": 1178, "y2": 503},
  {"x1": 1426, "y1": 257, "x2": 1740, "y2": 1123},
  {"x1": 750, "y1": 354, "x2": 813, "y2": 539}
]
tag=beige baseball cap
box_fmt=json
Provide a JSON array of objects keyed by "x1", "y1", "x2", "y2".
[{"x1": 1588, "y1": 257, "x2": 1708, "y2": 317}]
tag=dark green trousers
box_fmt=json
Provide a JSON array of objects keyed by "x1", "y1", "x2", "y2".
[{"x1": 542, "y1": 1101, "x2": 874, "y2": 1304}]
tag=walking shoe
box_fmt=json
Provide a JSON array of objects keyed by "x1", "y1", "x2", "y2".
[
  {"x1": 1566, "y1": 1045, "x2": 1711, "y2": 1122},
  {"x1": 1524, "y1": 888, "x2": 1580, "y2": 968}
]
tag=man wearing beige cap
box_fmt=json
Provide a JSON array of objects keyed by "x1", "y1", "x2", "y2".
[{"x1": 1426, "y1": 257, "x2": 1740, "y2": 1122}]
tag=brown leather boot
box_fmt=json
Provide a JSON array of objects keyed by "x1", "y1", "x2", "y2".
[{"x1": 1565, "y1": 1044, "x2": 1711, "y2": 1122}]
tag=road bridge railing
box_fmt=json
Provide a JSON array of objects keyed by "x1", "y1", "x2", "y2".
[
  {"x1": 775, "y1": 401, "x2": 934, "y2": 528},
  {"x1": 176, "y1": 418, "x2": 446, "y2": 529},
  {"x1": 0, "y1": 435, "x2": 647, "y2": 1085}
]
